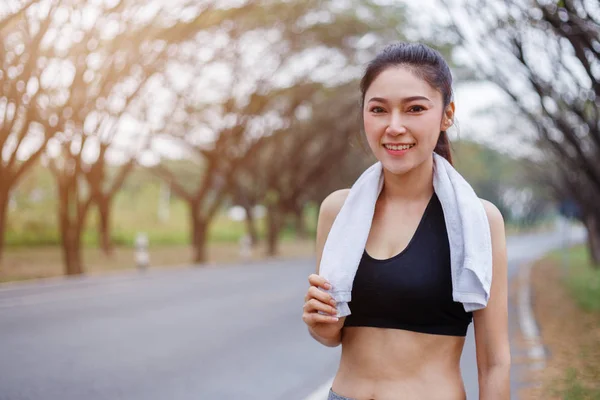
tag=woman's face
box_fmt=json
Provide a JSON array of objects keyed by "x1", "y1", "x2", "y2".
[{"x1": 362, "y1": 66, "x2": 454, "y2": 175}]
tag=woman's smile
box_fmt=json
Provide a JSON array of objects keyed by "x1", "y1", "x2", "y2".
[{"x1": 383, "y1": 143, "x2": 416, "y2": 156}]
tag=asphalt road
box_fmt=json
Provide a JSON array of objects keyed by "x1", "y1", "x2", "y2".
[{"x1": 0, "y1": 226, "x2": 584, "y2": 400}]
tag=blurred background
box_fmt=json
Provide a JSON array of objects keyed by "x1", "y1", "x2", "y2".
[{"x1": 0, "y1": 0, "x2": 598, "y2": 399}]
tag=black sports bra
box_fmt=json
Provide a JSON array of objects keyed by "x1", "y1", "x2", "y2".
[{"x1": 343, "y1": 193, "x2": 473, "y2": 337}]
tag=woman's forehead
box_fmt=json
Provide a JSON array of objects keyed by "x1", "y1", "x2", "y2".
[{"x1": 366, "y1": 66, "x2": 441, "y2": 102}]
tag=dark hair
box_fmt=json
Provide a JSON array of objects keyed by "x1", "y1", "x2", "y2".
[{"x1": 359, "y1": 42, "x2": 454, "y2": 164}]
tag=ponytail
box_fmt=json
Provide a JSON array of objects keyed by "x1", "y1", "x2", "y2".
[{"x1": 434, "y1": 130, "x2": 453, "y2": 165}]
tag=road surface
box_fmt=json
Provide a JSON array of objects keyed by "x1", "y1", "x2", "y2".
[{"x1": 0, "y1": 227, "x2": 584, "y2": 400}]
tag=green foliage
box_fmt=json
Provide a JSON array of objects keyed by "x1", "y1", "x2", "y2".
[
  {"x1": 453, "y1": 140, "x2": 516, "y2": 204},
  {"x1": 7, "y1": 139, "x2": 552, "y2": 248},
  {"x1": 551, "y1": 246, "x2": 600, "y2": 313},
  {"x1": 553, "y1": 368, "x2": 600, "y2": 400},
  {"x1": 452, "y1": 139, "x2": 552, "y2": 225},
  {"x1": 544, "y1": 247, "x2": 600, "y2": 400},
  {"x1": 6, "y1": 164, "x2": 59, "y2": 246},
  {"x1": 6, "y1": 163, "x2": 320, "y2": 248}
]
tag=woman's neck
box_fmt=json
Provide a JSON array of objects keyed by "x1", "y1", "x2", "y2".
[{"x1": 380, "y1": 155, "x2": 434, "y2": 203}]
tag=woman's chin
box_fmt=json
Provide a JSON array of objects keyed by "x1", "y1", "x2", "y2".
[
  {"x1": 381, "y1": 160, "x2": 413, "y2": 176},
  {"x1": 380, "y1": 153, "x2": 431, "y2": 176}
]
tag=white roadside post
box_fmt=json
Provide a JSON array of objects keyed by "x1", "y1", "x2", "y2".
[
  {"x1": 239, "y1": 233, "x2": 252, "y2": 262},
  {"x1": 557, "y1": 216, "x2": 572, "y2": 278},
  {"x1": 135, "y1": 232, "x2": 150, "y2": 271},
  {"x1": 228, "y1": 205, "x2": 253, "y2": 262}
]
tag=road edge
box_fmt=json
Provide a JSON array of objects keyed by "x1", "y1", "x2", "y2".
[
  {"x1": 0, "y1": 255, "x2": 314, "y2": 291},
  {"x1": 517, "y1": 261, "x2": 546, "y2": 370},
  {"x1": 304, "y1": 378, "x2": 333, "y2": 400}
]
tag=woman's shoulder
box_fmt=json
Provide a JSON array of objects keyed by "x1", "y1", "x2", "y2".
[
  {"x1": 479, "y1": 199, "x2": 506, "y2": 252},
  {"x1": 316, "y1": 189, "x2": 350, "y2": 234},
  {"x1": 479, "y1": 198, "x2": 505, "y2": 229},
  {"x1": 319, "y1": 189, "x2": 351, "y2": 219}
]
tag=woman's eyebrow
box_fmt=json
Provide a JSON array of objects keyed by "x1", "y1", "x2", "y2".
[{"x1": 367, "y1": 96, "x2": 432, "y2": 103}]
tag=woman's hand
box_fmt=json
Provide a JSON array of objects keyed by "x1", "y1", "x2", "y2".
[{"x1": 302, "y1": 274, "x2": 343, "y2": 345}]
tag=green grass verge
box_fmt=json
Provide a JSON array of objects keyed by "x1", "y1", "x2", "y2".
[
  {"x1": 6, "y1": 197, "x2": 319, "y2": 248},
  {"x1": 550, "y1": 245, "x2": 600, "y2": 313},
  {"x1": 548, "y1": 246, "x2": 600, "y2": 399},
  {"x1": 555, "y1": 368, "x2": 600, "y2": 400}
]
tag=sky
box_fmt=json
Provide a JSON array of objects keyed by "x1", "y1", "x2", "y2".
[
  {"x1": 403, "y1": 0, "x2": 542, "y2": 157},
  {"x1": 131, "y1": 73, "x2": 520, "y2": 166},
  {"x1": 2, "y1": 0, "x2": 540, "y2": 167}
]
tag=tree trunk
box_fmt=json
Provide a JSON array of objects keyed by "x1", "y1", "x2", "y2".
[
  {"x1": 62, "y1": 226, "x2": 84, "y2": 275},
  {"x1": 0, "y1": 190, "x2": 8, "y2": 264},
  {"x1": 59, "y1": 203, "x2": 84, "y2": 276},
  {"x1": 266, "y1": 205, "x2": 283, "y2": 257},
  {"x1": 583, "y1": 212, "x2": 600, "y2": 268},
  {"x1": 190, "y1": 206, "x2": 209, "y2": 264},
  {"x1": 57, "y1": 180, "x2": 86, "y2": 276},
  {"x1": 97, "y1": 197, "x2": 113, "y2": 256},
  {"x1": 293, "y1": 205, "x2": 307, "y2": 239},
  {"x1": 242, "y1": 203, "x2": 258, "y2": 246}
]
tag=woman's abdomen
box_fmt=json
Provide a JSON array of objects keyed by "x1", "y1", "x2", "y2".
[{"x1": 333, "y1": 327, "x2": 466, "y2": 399}]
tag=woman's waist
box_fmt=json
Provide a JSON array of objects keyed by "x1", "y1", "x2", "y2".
[
  {"x1": 339, "y1": 326, "x2": 465, "y2": 379},
  {"x1": 331, "y1": 372, "x2": 466, "y2": 400}
]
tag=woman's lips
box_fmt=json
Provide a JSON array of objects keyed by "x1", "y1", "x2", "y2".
[{"x1": 383, "y1": 143, "x2": 415, "y2": 156}]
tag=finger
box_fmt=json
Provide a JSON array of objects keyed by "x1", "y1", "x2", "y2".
[
  {"x1": 304, "y1": 298, "x2": 337, "y2": 316},
  {"x1": 307, "y1": 286, "x2": 337, "y2": 307},
  {"x1": 308, "y1": 274, "x2": 331, "y2": 290},
  {"x1": 303, "y1": 312, "x2": 339, "y2": 325}
]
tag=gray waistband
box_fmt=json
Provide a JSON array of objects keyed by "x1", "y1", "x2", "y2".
[{"x1": 328, "y1": 388, "x2": 354, "y2": 400}]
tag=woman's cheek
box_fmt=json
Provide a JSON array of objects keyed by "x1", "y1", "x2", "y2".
[{"x1": 363, "y1": 116, "x2": 382, "y2": 139}]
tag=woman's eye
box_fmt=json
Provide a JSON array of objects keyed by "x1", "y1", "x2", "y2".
[
  {"x1": 370, "y1": 106, "x2": 385, "y2": 113},
  {"x1": 409, "y1": 105, "x2": 425, "y2": 112}
]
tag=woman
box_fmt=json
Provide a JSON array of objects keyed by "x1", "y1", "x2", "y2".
[{"x1": 302, "y1": 43, "x2": 510, "y2": 400}]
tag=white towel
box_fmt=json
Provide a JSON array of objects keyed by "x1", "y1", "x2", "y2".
[{"x1": 319, "y1": 153, "x2": 492, "y2": 317}]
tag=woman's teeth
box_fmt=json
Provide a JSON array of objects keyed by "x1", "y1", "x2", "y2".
[{"x1": 384, "y1": 144, "x2": 415, "y2": 151}]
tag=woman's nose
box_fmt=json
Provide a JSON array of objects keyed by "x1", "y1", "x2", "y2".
[{"x1": 386, "y1": 111, "x2": 406, "y2": 135}]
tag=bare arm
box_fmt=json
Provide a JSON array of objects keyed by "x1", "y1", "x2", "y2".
[
  {"x1": 303, "y1": 189, "x2": 350, "y2": 347},
  {"x1": 474, "y1": 200, "x2": 511, "y2": 399}
]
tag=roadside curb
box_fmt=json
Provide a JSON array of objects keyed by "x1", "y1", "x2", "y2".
[
  {"x1": 517, "y1": 261, "x2": 546, "y2": 370},
  {"x1": 0, "y1": 262, "x2": 196, "y2": 291}
]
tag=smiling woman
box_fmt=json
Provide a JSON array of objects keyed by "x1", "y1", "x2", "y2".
[
  {"x1": 302, "y1": 42, "x2": 510, "y2": 400},
  {"x1": 360, "y1": 46, "x2": 455, "y2": 171}
]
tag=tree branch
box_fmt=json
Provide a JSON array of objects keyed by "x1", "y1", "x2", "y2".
[{"x1": 150, "y1": 164, "x2": 193, "y2": 202}]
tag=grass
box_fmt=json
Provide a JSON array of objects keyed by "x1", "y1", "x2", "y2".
[
  {"x1": 5, "y1": 202, "x2": 290, "y2": 248},
  {"x1": 6, "y1": 177, "x2": 319, "y2": 247},
  {"x1": 0, "y1": 237, "x2": 316, "y2": 283},
  {"x1": 2, "y1": 177, "x2": 321, "y2": 283},
  {"x1": 556, "y1": 368, "x2": 600, "y2": 400},
  {"x1": 505, "y1": 219, "x2": 557, "y2": 236},
  {"x1": 551, "y1": 246, "x2": 600, "y2": 312},
  {"x1": 523, "y1": 245, "x2": 600, "y2": 399}
]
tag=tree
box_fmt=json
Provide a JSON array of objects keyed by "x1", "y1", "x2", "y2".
[
  {"x1": 0, "y1": 0, "x2": 67, "y2": 264},
  {"x1": 150, "y1": 80, "x2": 306, "y2": 263},
  {"x1": 37, "y1": 0, "x2": 239, "y2": 274},
  {"x1": 440, "y1": 0, "x2": 600, "y2": 265},
  {"x1": 149, "y1": 0, "x2": 409, "y2": 263},
  {"x1": 39, "y1": 0, "x2": 162, "y2": 273},
  {"x1": 257, "y1": 84, "x2": 370, "y2": 255}
]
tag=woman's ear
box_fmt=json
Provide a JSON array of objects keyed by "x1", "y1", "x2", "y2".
[{"x1": 441, "y1": 102, "x2": 455, "y2": 131}]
